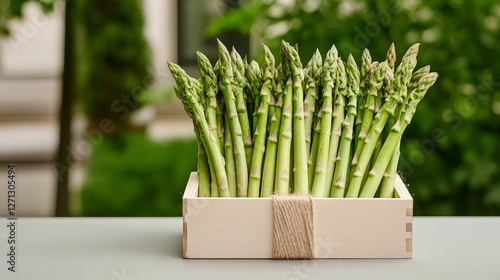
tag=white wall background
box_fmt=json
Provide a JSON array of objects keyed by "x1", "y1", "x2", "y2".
[{"x1": 0, "y1": 0, "x2": 177, "y2": 79}]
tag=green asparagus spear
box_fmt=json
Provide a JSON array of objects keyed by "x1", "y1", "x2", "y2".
[
  {"x1": 361, "y1": 73, "x2": 438, "y2": 198},
  {"x1": 168, "y1": 62, "x2": 230, "y2": 197},
  {"x1": 246, "y1": 60, "x2": 263, "y2": 134},
  {"x1": 213, "y1": 60, "x2": 225, "y2": 151},
  {"x1": 386, "y1": 43, "x2": 396, "y2": 71},
  {"x1": 261, "y1": 80, "x2": 283, "y2": 197},
  {"x1": 224, "y1": 114, "x2": 237, "y2": 197},
  {"x1": 376, "y1": 45, "x2": 400, "y2": 197},
  {"x1": 275, "y1": 71, "x2": 294, "y2": 195},
  {"x1": 346, "y1": 43, "x2": 420, "y2": 198},
  {"x1": 331, "y1": 55, "x2": 359, "y2": 197},
  {"x1": 173, "y1": 85, "x2": 211, "y2": 197},
  {"x1": 231, "y1": 48, "x2": 253, "y2": 168},
  {"x1": 352, "y1": 62, "x2": 389, "y2": 173},
  {"x1": 248, "y1": 45, "x2": 275, "y2": 197},
  {"x1": 217, "y1": 40, "x2": 248, "y2": 197},
  {"x1": 408, "y1": 65, "x2": 431, "y2": 93},
  {"x1": 284, "y1": 43, "x2": 309, "y2": 195},
  {"x1": 324, "y1": 58, "x2": 347, "y2": 196},
  {"x1": 379, "y1": 64, "x2": 430, "y2": 197},
  {"x1": 355, "y1": 49, "x2": 372, "y2": 140},
  {"x1": 311, "y1": 46, "x2": 336, "y2": 197},
  {"x1": 304, "y1": 50, "x2": 322, "y2": 156},
  {"x1": 273, "y1": 42, "x2": 293, "y2": 195},
  {"x1": 196, "y1": 52, "x2": 221, "y2": 152}
]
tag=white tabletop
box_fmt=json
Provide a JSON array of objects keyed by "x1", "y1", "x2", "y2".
[{"x1": 0, "y1": 217, "x2": 499, "y2": 280}]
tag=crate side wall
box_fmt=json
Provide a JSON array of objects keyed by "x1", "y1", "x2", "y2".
[{"x1": 183, "y1": 173, "x2": 413, "y2": 259}]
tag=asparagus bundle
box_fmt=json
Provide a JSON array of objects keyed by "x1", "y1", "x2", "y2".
[{"x1": 168, "y1": 40, "x2": 437, "y2": 198}]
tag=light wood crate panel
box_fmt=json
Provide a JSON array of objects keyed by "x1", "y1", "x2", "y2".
[{"x1": 183, "y1": 173, "x2": 413, "y2": 259}]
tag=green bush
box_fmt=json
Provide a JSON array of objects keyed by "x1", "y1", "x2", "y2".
[
  {"x1": 80, "y1": 133, "x2": 197, "y2": 216},
  {"x1": 0, "y1": 0, "x2": 56, "y2": 35},
  {"x1": 78, "y1": 0, "x2": 152, "y2": 135},
  {"x1": 207, "y1": 0, "x2": 500, "y2": 215}
]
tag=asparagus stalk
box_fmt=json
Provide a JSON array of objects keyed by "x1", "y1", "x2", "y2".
[
  {"x1": 188, "y1": 103, "x2": 218, "y2": 199},
  {"x1": 217, "y1": 40, "x2": 248, "y2": 197},
  {"x1": 360, "y1": 73, "x2": 439, "y2": 198},
  {"x1": 248, "y1": 45, "x2": 275, "y2": 197},
  {"x1": 274, "y1": 42, "x2": 293, "y2": 195},
  {"x1": 377, "y1": 43, "x2": 396, "y2": 135},
  {"x1": 304, "y1": 71, "x2": 316, "y2": 155},
  {"x1": 187, "y1": 75, "x2": 204, "y2": 98},
  {"x1": 379, "y1": 43, "x2": 397, "y2": 156},
  {"x1": 360, "y1": 49, "x2": 372, "y2": 94},
  {"x1": 380, "y1": 44, "x2": 417, "y2": 157},
  {"x1": 355, "y1": 49, "x2": 372, "y2": 140},
  {"x1": 352, "y1": 62, "x2": 388, "y2": 173},
  {"x1": 308, "y1": 113, "x2": 321, "y2": 188},
  {"x1": 380, "y1": 43, "x2": 400, "y2": 138},
  {"x1": 168, "y1": 62, "x2": 230, "y2": 197},
  {"x1": 172, "y1": 41, "x2": 438, "y2": 199},
  {"x1": 196, "y1": 52, "x2": 221, "y2": 151},
  {"x1": 214, "y1": 59, "x2": 231, "y2": 196},
  {"x1": 304, "y1": 50, "x2": 322, "y2": 156},
  {"x1": 375, "y1": 59, "x2": 395, "y2": 162},
  {"x1": 330, "y1": 55, "x2": 359, "y2": 197},
  {"x1": 378, "y1": 141, "x2": 400, "y2": 198},
  {"x1": 213, "y1": 60, "x2": 225, "y2": 151},
  {"x1": 386, "y1": 43, "x2": 396, "y2": 71},
  {"x1": 275, "y1": 74, "x2": 294, "y2": 195},
  {"x1": 231, "y1": 48, "x2": 253, "y2": 169},
  {"x1": 224, "y1": 115, "x2": 237, "y2": 197},
  {"x1": 260, "y1": 81, "x2": 283, "y2": 197},
  {"x1": 408, "y1": 65, "x2": 431, "y2": 93},
  {"x1": 379, "y1": 64, "x2": 430, "y2": 197},
  {"x1": 305, "y1": 54, "x2": 326, "y2": 186},
  {"x1": 267, "y1": 71, "x2": 278, "y2": 127},
  {"x1": 379, "y1": 42, "x2": 397, "y2": 132},
  {"x1": 173, "y1": 76, "x2": 215, "y2": 199},
  {"x1": 379, "y1": 44, "x2": 396, "y2": 155},
  {"x1": 246, "y1": 60, "x2": 263, "y2": 134},
  {"x1": 376, "y1": 45, "x2": 400, "y2": 197},
  {"x1": 283, "y1": 43, "x2": 309, "y2": 195},
  {"x1": 324, "y1": 58, "x2": 347, "y2": 195},
  {"x1": 346, "y1": 44, "x2": 420, "y2": 198},
  {"x1": 378, "y1": 43, "x2": 396, "y2": 115},
  {"x1": 374, "y1": 46, "x2": 397, "y2": 165},
  {"x1": 242, "y1": 57, "x2": 254, "y2": 132},
  {"x1": 196, "y1": 136, "x2": 212, "y2": 197},
  {"x1": 173, "y1": 85, "x2": 211, "y2": 197},
  {"x1": 172, "y1": 73, "x2": 217, "y2": 198},
  {"x1": 244, "y1": 82, "x2": 255, "y2": 133},
  {"x1": 311, "y1": 46, "x2": 336, "y2": 197}
]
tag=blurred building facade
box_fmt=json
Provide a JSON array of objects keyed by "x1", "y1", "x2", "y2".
[{"x1": 0, "y1": 0, "x2": 182, "y2": 216}]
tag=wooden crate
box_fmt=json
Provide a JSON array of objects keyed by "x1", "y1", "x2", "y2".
[{"x1": 182, "y1": 172, "x2": 413, "y2": 259}]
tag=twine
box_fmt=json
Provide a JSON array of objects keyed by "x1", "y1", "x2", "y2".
[{"x1": 271, "y1": 195, "x2": 315, "y2": 260}]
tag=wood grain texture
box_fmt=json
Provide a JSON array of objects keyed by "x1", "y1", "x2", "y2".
[{"x1": 183, "y1": 173, "x2": 413, "y2": 259}]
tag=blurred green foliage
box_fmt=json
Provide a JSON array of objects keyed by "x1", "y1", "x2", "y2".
[
  {"x1": 78, "y1": 0, "x2": 152, "y2": 136},
  {"x1": 207, "y1": 0, "x2": 500, "y2": 215},
  {"x1": 0, "y1": 0, "x2": 56, "y2": 35},
  {"x1": 1, "y1": 0, "x2": 191, "y2": 217},
  {"x1": 80, "y1": 133, "x2": 197, "y2": 216}
]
